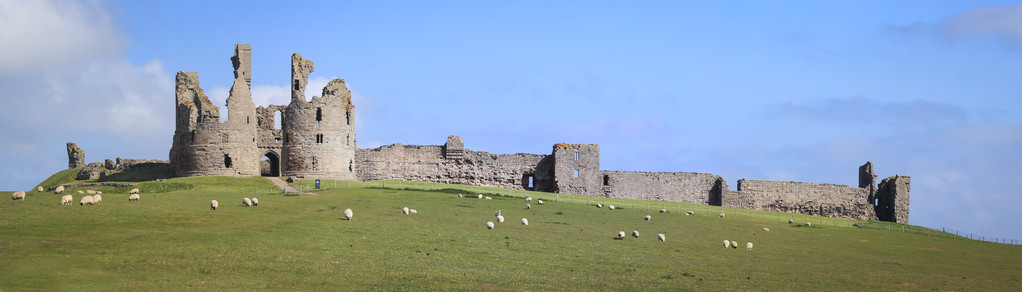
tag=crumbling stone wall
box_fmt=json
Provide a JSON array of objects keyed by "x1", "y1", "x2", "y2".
[
  {"x1": 67, "y1": 142, "x2": 85, "y2": 169},
  {"x1": 724, "y1": 179, "x2": 876, "y2": 220},
  {"x1": 600, "y1": 171, "x2": 723, "y2": 204},
  {"x1": 876, "y1": 175, "x2": 911, "y2": 223},
  {"x1": 551, "y1": 144, "x2": 601, "y2": 195}
]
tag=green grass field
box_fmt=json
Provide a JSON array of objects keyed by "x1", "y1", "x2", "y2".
[{"x1": 1, "y1": 172, "x2": 1020, "y2": 290}]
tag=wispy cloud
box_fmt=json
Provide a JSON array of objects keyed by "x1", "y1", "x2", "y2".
[{"x1": 941, "y1": 2, "x2": 1022, "y2": 48}]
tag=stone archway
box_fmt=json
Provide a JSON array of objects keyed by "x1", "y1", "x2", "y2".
[{"x1": 261, "y1": 151, "x2": 280, "y2": 177}]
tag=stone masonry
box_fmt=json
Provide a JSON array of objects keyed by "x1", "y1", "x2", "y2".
[
  {"x1": 167, "y1": 44, "x2": 911, "y2": 223},
  {"x1": 67, "y1": 142, "x2": 85, "y2": 169}
]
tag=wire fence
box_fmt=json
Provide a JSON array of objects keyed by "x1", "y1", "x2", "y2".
[{"x1": 223, "y1": 179, "x2": 1020, "y2": 245}]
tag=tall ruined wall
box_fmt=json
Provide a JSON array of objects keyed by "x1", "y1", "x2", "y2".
[
  {"x1": 281, "y1": 54, "x2": 357, "y2": 180},
  {"x1": 724, "y1": 179, "x2": 876, "y2": 220},
  {"x1": 876, "y1": 175, "x2": 911, "y2": 223},
  {"x1": 552, "y1": 144, "x2": 601, "y2": 195},
  {"x1": 355, "y1": 139, "x2": 552, "y2": 191},
  {"x1": 601, "y1": 171, "x2": 723, "y2": 204},
  {"x1": 170, "y1": 44, "x2": 260, "y2": 177},
  {"x1": 67, "y1": 142, "x2": 85, "y2": 169}
]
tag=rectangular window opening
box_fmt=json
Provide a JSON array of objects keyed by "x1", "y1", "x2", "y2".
[
  {"x1": 574, "y1": 151, "x2": 579, "y2": 160},
  {"x1": 528, "y1": 175, "x2": 534, "y2": 188},
  {"x1": 316, "y1": 107, "x2": 322, "y2": 121},
  {"x1": 603, "y1": 175, "x2": 610, "y2": 186},
  {"x1": 224, "y1": 154, "x2": 233, "y2": 168},
  {"x1": 573, "y1": 169, "x2": 579, "y2": 178},
  {"x1": 346, "y1": 110, "x2": 351, "y2": 126}
]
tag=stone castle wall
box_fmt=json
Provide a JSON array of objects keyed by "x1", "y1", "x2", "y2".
[
  {"x1": 723, "y1": 179, "x2": 876, "y2": 220},
  {"x1": 601, "y1": 171, "x2": 723, "y2": 205}
]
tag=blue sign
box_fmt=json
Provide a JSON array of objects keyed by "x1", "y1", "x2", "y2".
[{"x1": 315, "y1": 179, "x2": 321, "y2": 190}]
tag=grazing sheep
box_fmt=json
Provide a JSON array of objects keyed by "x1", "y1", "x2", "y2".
[
  {"x1": 130, "y1": 188, "x2": 140, "y2": 194},
  {"x1": 521, "y1": 218, "x2": 529, "y2": 226},
  {"x1": 805, "y1": 221, "x2": 811, "y2": 227},
  {"x1": 495, "y1": 210, "x2": 502, "y2": 217},
  {"x1": 658, "y1": 233, "x2": 666, "y2": 242},
  {"x1": 403, "y1": 207, "x2": 410, "y2": 214},
  {"x1": 87, "y1": 190, "x2": 96, "y2": 194},
  {"x1": 632, "y1": 230, "x2": 640, "y2": 238},
  {"x1": 485, "y1": 196, "x2": 492, "y2": 200},
  {"x1": 55, "y1": 186, "x2": 65, "y2": 194},
  {"x1": 344, "y1": 208, "x2": 353, "y2": 220},
  {"x1": 77, "y1": 190, "x2": 84, "y2": 194},
  {"x1": 458, "y1": 193, "x2": 463, "y2": 198},
  {"x1": 497, "y1": 215, "x2": 504, "y2": 223},
  {"x1": 746, "y1": 242, "x2": 754, "y2": 250},
  {"x1": 80, "y1": 196, "x2": 94, "y2": 206},
  {"x1": 537, "y1": 199, "x2": 544, "y2": 205},
  {"x1": 486, "y1": 222, "x2": 495, "y2": 230},
  {"x1": 36, "y1": 186, "x2": 43, "y2": 192},
  {"x1": 659, "y1": 209, "x2": 667, "y2": 213},
  {"x1": 477, "y1": 194, "x2": 483, "y2": 199},
  {"x1": 685, "y1": 211, "x2": 695, "y2": 215},
  {"x1": 211, "y1": 200, "x2": 219, "y2": 210},
  {"x1": 596, "y1": 203, "x2": 603, "y2": 208},
  {"x1": 644, "y1": 215, "x2": 651, "y2": 221},
  {"x1": 618, "y1": 231, "x2": 626, "y2": 239},
  {"x1": 409, "y1": 209, "x2": 417, "y2": 214},
  {"x1": 524, "y1": 197, "x2": 532, "y2": 202},
  {"x1": 526, "y1": 203, "x2": 531, "y2": 209},
  {"x1": 11, "y1": 191, "x2": 25, "y2": 200},
  {"x1": 92, "y1": 194, "x2": 102, "y2": 205},
  {"x1": 731, "y1": 241, "x2": 738, "y2": 249},
  {"x1": 128, "y1": 194, "x2": 140, "y2": 201},
  {"x1": 61, "y1": 195, "x2": 73, "y2": 205},
  {"x1": 788, "y1": 219, "x2": 794, "y2": 224},
  {"x1": 96, "y1": 191, "x2": 102, "y2": 195},
  {"x1": 251, "y1": 198, "x2": 259, "y2": 206},
  {"x1": 724, "y1": 240, "x2": 730, "y2": 248},
  {"x1": 762, "y1": 227, "x2": 770, "y2": 232},
  {"x1": 608, "y1": 205, "x2": 616, "y2": 210},
  {"x1": 242, "y1": 197, "x2": 253, "y2": 207}
]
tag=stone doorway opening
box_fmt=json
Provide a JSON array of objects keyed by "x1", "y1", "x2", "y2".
[{"x1": 261, "y1": 151, "x2": 280, "y2": 177}]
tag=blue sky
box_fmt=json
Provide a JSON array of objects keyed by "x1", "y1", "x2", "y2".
[{"x1": 2, "y1": 0, "x2": 1021, "y2": 240}]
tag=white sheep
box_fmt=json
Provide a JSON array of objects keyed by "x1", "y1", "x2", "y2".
[
  {"x1": 61, "y1": 194, "x2": 73, "y2": 205},
  {"x1": 537, "y1": 199, "x2": 544, "y2": 205},
  {"x1": 409, "y1": 209, "x2": 417, "y2": 214},
  {"x1": 251, "y1": 198, "x2": 259, "y2": 206},
  {"x1": 344, "y1": 208, "x2": 353, "y2": 220},
  {"x1": 485, "y1": 196, "x2": 492, "y2": 200},
  {"x1": 128, "y1": 194, "x2": 140, "y2": 201},
  {"x1": 805, "y1": 221, "x2": 811, "y2": 227},
  {"x1": 685, "y1": 211, "x2": 695, "y2": 215},
  {"x1": 644, "y1": 215, "x2": 651, "y2": 221},
  {"x1": 495, "y1": 210, "x2": 502, "y2": 217},
  {"x1": 11, "y1": 191, "x2": 25, "y2": 200},
  {"x1": 746, "y1": 242, "x2": 754, "y2": 250},
  {"x1": 632, "y1": 230, "x2": 640, "y2": 238},
  {"x1": 608, "y1": 205, "x2": 615, "y2": 210},
  {"x1": 719, "y1": 213, "x2": 726, "y2": 218},
  {"x1": 403, "y1": 207, "x2": 410, "y2": 214},
  {"x1": 130, "y1": 188, "x2": 140, "y2": 194},
  {"x1": 92, "y1": 194, "x2": 102, "y2": 205},
  {"x1": 486, "y1": 221, "x2": 495, "y2": 230},
  {"x1": 724, "y1": 240, "x2": 730, "y2": 248},
  {"x1": 524, "y1": 197, "x2": 532, "y2": 202},
  {"x1": 788, "y1": 219, "x2": 794, "y2": 224},
  {"x1": 762, "y1": 227, "x2": 770, "y2": 232},
  {"x1": 87, "y1": 190, "x2": 96, "y2": 194},
  {"x1": 596, "y1": 203, "x2": 603, "y2": 208},
  {"x1": 658, "y1": 233, "x2": 666, "y2": 242},
  {"x1": 458, "y1": 193, "x2": 463, "y2": 198},
  {"x1": 80, "y1": 196, "x2": 94, "y2": 206},
  {"x1": 211, "y1": 200, "x2": 219, "y2": 210},
  {"x1": 36, "y1": 186, "x2": 43, "y2": 192},
  {"x1": 618, "y1": 231, "x2": 626, "y2": 239},
  {"x1": 96, "y1": 191, "x2": 102, "y2": 195},
  {"x1": 243, "y1": 197, "x2": 252, "y2": 207},
  {"x1": 477, "y1": 194, "x2": 483, "y2": 199},
  {"x1": 659, "y1": 209, "x2": 667, "y2": 213},
  {"x1": 55, "y1": 186, "x2": 65, "y2": 194},
  {"x1": 731, "y1": 240, "x2": 738, "y2": 249},
  {"x1": 497, "y1": 215, "x2": 505, "y2": 223},
  {"x1": 77, "y1": 190, "x2": 84, "y2": 194},
  {"x1": 521, "y1": 218, "x2": 529, "y2": 226},
  {"x1": 526, "y1": 203, "x2": 531, "y2": 209}
]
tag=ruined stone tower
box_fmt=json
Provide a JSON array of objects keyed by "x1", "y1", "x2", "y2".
[
  {"x1": 280, "y1": 54, "x2": 357, "y2": 180},
  {"x1": 169, "y1": 44, "x2": 264, "y2": 177},
  {"x1": 551, "y1": 144, "x2": 600, "y2": 195}
]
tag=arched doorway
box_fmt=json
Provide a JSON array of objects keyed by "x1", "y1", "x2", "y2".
[{"x1": 261, "y1": 151, "x2": 280, "y2": 177}]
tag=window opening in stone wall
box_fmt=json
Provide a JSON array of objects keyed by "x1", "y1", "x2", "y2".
[
  {"x1": 293, "y1": 79, "x2": 300, "y2": 91},
  {"x1": 349, "y1": 160, "x2": 353, "y2": 172},
  {"x1": 574, "y1": 169, "x2": 579, "y2": 178},
  {"x1": 247, "y1": 116, "x2": 250, "y2": 124},
  {"x1": 574, "y1": 151, "x2": 579, "y2": 160},
  {"x1": 528, "y1": 175, "x2": 534, "y2": 189},
  {"x1": 274, "y1": 110, "x2": 282, "y2": 129},
  {"x1": 316, "y1": 134, "x2": 324, "y2": 143},
  {"x1": 190, "y1": 130, "x2": 195, "y2": 142},
  {"x1": 603, "y1": 175, "x2": 610, "y2": 186},
  {"x1": 224, "y1": 154, "x2": 233, "y2": 168},
  {"x1": 346, "y1": 110, "x2": 351, "y2": 125},
  {"x1": 316, "y1": 107, "x2": 322, "y2": 121}
]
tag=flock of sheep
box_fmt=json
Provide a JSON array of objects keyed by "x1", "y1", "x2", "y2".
[
  {"x1": 210, "y1": 197, "x2": 259, "y2": 210},
  {"x1": 12, "y1": 187, "x2": 144, "y2": 206}
]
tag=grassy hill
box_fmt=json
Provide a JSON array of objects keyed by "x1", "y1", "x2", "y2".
[{"x1": 1, "y1": 173, "x2": 1020, "y2": 290}]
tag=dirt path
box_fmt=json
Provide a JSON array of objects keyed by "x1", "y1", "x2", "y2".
[{"x1": 265, "y1": 177, "x2": 315, "y2": 195}]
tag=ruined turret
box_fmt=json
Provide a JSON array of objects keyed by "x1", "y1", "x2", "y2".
[
  {"x1": 67, "y1": 142, "x2": 85, "y2": 169},
  {"x1": 281, "y1": 54, "x2": 357, "y2": 179}
]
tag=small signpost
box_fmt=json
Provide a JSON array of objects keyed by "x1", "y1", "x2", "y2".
[{"x1": 315, "y1": 179, "x2": 321, "y2": 190}]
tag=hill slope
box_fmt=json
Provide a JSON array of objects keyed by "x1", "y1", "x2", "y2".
[{"x1": 0, "y1": 175, "x2": 1019, "y2": 290}]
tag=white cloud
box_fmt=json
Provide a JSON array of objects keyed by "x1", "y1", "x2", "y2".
[
  {"x1": 941, "y1": 2, "x2": 1022, "y2": 48},
  {"x1": 0, "y1": 0, "x2": 126, "y2": 75}
]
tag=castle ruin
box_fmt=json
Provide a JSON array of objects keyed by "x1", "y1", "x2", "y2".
[{"x1": 168, "y1": 44, "x2": 911, "y2": 223}]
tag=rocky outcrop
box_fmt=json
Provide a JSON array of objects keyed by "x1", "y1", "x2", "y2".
[{"x1": 67, "y1": 142, "x2": 85, "y2": 169}]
